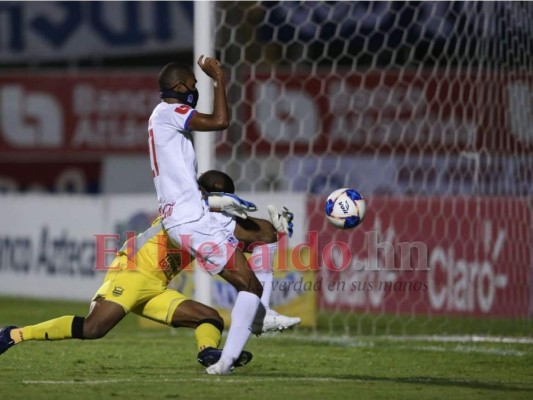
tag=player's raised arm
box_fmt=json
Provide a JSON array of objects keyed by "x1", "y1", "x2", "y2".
[{"x1": 188, "y1": 55, "x2": 229, "y2": 132}]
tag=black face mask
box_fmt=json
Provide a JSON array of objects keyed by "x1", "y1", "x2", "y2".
[{"x1": 160, "y1": 84, "x2": 199, "y2": 108}]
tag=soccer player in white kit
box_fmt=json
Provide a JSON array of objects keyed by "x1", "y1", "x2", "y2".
[{"x1": 148, "y1": 56, "x2": 263, "y2": 375}]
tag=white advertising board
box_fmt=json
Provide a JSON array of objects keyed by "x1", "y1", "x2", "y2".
[{"x1": 0, "y1": 193, "x2": 307, "y2": 301}]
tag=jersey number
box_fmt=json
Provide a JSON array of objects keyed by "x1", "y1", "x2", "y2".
[
  {"x1": 175, "y1": 105, "x2": 191, "y2": 114},
  {"x1": 149, "y1": 129, "x2": 159, "y2": 177}
]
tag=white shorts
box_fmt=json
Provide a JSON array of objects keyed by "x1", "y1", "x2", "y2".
[
  {"x1": 212, "y1": 211, "x2": 237, "y2": 232},
  {"x1": 165, "y1": 211, "x2": 238, "y2": 275}
]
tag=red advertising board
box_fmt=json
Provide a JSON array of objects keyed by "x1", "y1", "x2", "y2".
[
  {"x1": 0, "y1": 73, "x2": 157, "y2": 155},
  {"x1": 309, "y1": 195, "x2": 532, "y2": 318},
  {"x1": 243, "y1": 70, "x2": 533, "y2": 155},
  {"x1": 4, "y1": 70, "x2": 532, "y2": 157}
]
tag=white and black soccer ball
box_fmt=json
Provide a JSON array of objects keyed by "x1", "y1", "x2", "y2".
[{"x1": 325, "y1": 188, "x2": 366, "y2": 229}]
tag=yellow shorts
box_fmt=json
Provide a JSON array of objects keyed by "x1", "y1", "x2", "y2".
[{"x1": 93, "y1": 268, "x2": 189, "y2": 326}]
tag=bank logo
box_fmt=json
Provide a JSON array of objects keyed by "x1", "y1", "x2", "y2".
[{"x1": 0, "y1": 85, "x2": 63, "y2": 148}]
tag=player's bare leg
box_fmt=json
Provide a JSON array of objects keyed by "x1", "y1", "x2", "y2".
[
  {"x1": 0, "y1": 297, "x2": 125, "y2": 355},
  {"x1": 234, "y1": 216, "x2": 278, "y2": 247},
  {"x1": 170, "y1": 299, "x2": 223, "y2": 330},
  {"x1": 234, "y1": 217, "x2": 302, "y2": 333},
  {"x1": 205, "y1": 249, "x2": 264, "y2": 375},
  {"x1": 84, "y1": 297, "x2": 127, "y2": 338},
  {"x1": 171, "y1": 299, "x2": 253, "y2": 369}
]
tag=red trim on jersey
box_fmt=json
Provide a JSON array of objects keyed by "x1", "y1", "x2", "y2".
[
  {"x1": 149, "y1": 128, "x2": 159, "y2": 177},
  {"x1": 175, "y1": 104, "x2": 191, "y2": 114}
]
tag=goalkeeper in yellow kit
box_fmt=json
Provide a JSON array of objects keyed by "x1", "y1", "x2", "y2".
[{"x1": 0, "y1": 215, "x2": 252, "y2": 369}]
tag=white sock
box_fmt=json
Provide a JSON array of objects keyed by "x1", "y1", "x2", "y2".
[
  {"x1": 251, "y1": 243, "x2": 277, "y2": 310},
  {"x1": 220, "y1": 291, "x2": 260, "y2": 365}
]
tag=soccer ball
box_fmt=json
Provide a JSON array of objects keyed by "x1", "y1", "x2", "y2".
[{"x1": 325, "y1": 188, "x2": 366, "y2": 229}]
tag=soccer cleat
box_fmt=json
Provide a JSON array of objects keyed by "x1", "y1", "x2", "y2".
[
  {"x1": 205, "y1": 358, "x2": 233, "y2": 375},
  {"x1": 0, "y1": 326, "x2": 17, "y2": 355},
  {"x1": 197, "y1": 347, "x2": 253, "y2": 368},
  {"x1": 262, "y1": 310, "x2": 301, "y2": 333}
]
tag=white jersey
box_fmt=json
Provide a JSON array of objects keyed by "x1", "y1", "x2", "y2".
[{"x1": 148, "y1": 102, "x2": 208, "y2": 227}]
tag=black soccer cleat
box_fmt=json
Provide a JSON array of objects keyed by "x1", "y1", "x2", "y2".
[
  {"x1": 0, "y1": 326, "x2": 17, "y2": 355},
  {"x1": 197, "y1": 347, "x2": 253, "y2": 368},
  {"x1": 233, "y1": 349, "x2": 253, "y2": 367}
]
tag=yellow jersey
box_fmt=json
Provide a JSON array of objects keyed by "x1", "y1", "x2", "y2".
[{"x1": 110, "y1": 217, "x2": 186, "y2": 283}]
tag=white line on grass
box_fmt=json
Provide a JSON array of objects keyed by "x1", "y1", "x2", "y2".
[
  {"x1": 402, "y1": 344, "x2": 526, "y2": 357},
  {"x1": 23, "y1": 379, "x2": 135, "y2": 385},
  {"x1": 23, "y1": 376, "x2": 530, "y2": 386},
  {"x1": 23, "y1": 377, "x2": 366, "y2": 385},
  {"x1": 264, "y1": 333, "x2": 533, "y2": 346},
  {"x1": 382, "y1": 335, "x2": 533, "y2": 345},
  {"x1": 262, "y1": 334, "x2": 530, "y2": 356}
]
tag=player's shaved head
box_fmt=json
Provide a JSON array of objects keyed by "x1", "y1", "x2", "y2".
[
  {"x1": 198, "y1": 170, "x2": 235, "y2": 194},
  {"x1": 158, "y1": 62, "x2": 193, "y2": 90}
]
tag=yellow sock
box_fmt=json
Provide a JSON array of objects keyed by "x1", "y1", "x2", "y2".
[
  {"x1": 13, "y1": 316, "x2": 75, "y2": 342},
  {"x1": 195, "y1": 322, "x2": 221, "y2": 352}
]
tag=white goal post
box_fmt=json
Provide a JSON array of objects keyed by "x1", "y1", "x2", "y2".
[{"x1": 194, "y1": 0, "x2": 216, "y2": 306}]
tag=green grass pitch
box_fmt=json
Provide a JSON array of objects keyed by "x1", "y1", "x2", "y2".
[{"x1": 1, "y1": 297, "x2": 532, "y2": 400}]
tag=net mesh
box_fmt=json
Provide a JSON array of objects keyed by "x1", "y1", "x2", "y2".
[{"x1": 212, "y1": 1, "x2": 533, "y2": 335}]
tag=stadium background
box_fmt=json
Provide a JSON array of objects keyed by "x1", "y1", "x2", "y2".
[{"x1": 0, "y1": 1, "x2": 532, "y2": 336}]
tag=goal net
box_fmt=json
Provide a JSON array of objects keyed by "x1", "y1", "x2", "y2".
[{"x1": 211, "y1": 1, "x2": 533, "y2": 336}]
